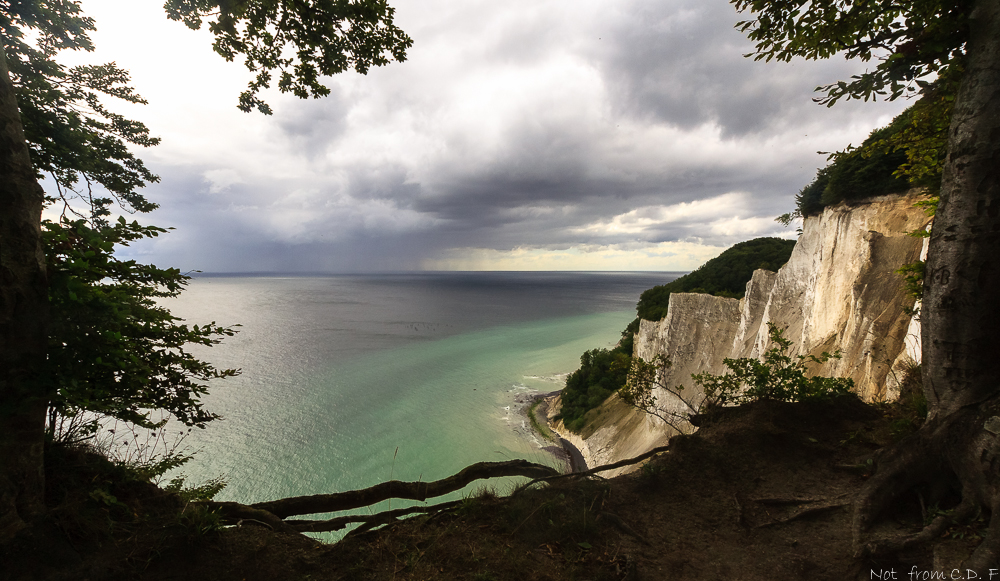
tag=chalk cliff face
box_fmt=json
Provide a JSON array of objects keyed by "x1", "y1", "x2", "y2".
[{"x1": 550, "y1": 192, "x2": 931, "y2": 475}]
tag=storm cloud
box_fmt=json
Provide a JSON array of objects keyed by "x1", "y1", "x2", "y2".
[{"x1": 75, "y1": 0, "x2": 909, "y2": 272}]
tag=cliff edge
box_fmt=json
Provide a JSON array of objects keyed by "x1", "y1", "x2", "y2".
[{"x1": 550, "y1": 191, "x2": 932, "y2": 475}]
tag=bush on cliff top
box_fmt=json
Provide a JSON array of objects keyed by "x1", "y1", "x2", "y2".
[{"x1": 793, "y1": 105, "x2": 931, "y2": 219}]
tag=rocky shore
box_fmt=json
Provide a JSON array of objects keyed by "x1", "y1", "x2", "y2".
[{"x1": 517, "y1": 391, "x2": 588, "y2": 473}]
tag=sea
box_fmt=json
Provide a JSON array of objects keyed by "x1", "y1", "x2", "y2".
[{"x1": 160, "y1": 271, "x2": 680, "y2": 532}]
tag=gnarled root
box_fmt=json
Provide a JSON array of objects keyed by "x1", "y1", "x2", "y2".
[{"x1": 853, "y1": 404, "x2": 1000, "y2": 573}]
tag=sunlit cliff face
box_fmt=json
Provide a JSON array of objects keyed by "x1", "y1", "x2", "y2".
[{"x1": 561, "y1": 193, "x2": 929, "y2": 473}]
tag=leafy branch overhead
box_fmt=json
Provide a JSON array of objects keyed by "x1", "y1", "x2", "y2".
[
  {"x1": 733, "y1": 0, "x2": 969, "y2": 105},
  {"x1": 750, "y1": 0, "x2": 961, "y2": 230},
  {"x1": 163, "y1": 0, "x2": 413, "y2": 114},
  {"x1": 1, "y1": 0, "x2": 416, "y2": 543},
  {"x1": 1, "y1": 4, "x2": 161, "y2": 218},
  {"x1": 2, "y1": 0, "x2": 416, "y2": 443},
  {"x1": 43, "y1": 218, "x2": 239, "y2": 433}
]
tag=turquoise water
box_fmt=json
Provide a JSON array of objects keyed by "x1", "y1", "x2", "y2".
[{"x1": 161, "y1": 273, "x2": 676, "y2": 527}]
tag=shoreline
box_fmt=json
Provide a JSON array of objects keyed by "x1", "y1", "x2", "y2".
[{"x1": 520, "y1": 391, "x2": 588, "y2": 474}]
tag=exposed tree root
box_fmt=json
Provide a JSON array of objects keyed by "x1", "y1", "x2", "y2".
[
  {"x1": 742, "y1": 494, "x2": 851, "y2": 528},
  {"x1": 860, "y1": 496, "x2": 977, "y2": 556},
  {"x1": 755, "y1": 502, "x2": 850, "y2": 528},
  {"x1": 853, "y1": 403, "x2": 1000, "y2": 572},
  {"x1": 201, "y1": 501, "x2": 299, "y2": 534},
  {"x1": 515, "y1": 444, "x2": 673, "y2": 492},
  {"x1": 288, "y1": 500, "x2": 460, "y2": 534},
  {"x1": 200, "y1": 447, "x2": 674, "y2": 538},
  {"x1": 964, "y1": 500, "x2": 1000, "y2": 573},
  {"x1": 199, "y1": 459, "x2": 557, "y2": 535},
  {"x1": 754, "y1": 494, "x2": 849, "y2": 506}
]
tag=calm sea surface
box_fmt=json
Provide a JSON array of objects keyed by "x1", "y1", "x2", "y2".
[{"x1": 163, "y1": 272, "x2": 679, "y2": 529}]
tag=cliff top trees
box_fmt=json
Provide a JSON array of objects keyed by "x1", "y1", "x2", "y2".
[
  {"x1": 0, "y1": 0, "x2": 411, "y2": 541},
  {"x1": 731, "y1": 0, "x2": 1000, "y2": 570},
  {"x1": 633, "y1": 237, "x2": 796, "y2": 323},
  {"x1": 558, "y1": 237, "x2": 797, "y2": 434}
]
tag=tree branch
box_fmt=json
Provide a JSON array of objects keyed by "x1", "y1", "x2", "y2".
[
  {"x1": 208, "y1": 459, "x2": 559, "y2": 520},
  {"x1": 287, "y1": 500, "x2": 461, "y2": 534},
  {"x1": 515, "y1": 444, "x2": 674, "y2": 492}
]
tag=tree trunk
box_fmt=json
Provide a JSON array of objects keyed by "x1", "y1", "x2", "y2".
[
  {"x1": 0, "y1": 42, "x2": 49, "y2": 542},
  {"x1": 922, "y1": 0, "x2": 1000, "y2": 419},
  {"x1": 853, "y1": 0, "x2": 1000, "y2": 571}
]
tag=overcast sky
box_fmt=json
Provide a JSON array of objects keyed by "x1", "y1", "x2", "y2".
[{"x1": 62, "y1": 0, "x2": 909, "y2": 272}]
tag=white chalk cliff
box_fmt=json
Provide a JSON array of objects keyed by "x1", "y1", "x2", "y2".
[{"x1": 548, "y1": 191, "x2": 932, "y2": 476}]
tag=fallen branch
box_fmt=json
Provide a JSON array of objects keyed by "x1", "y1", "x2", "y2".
[
  {"x1": 286, "y1": 500, "x2": 460, "y2": 533},
  {"x1": 753, "y1": 493, "x2": 849, "y2": 506},
  {"x1": 598, "y1": 512, "x2": 651, "y2": 546},
  {"x1": 516, "y1": 444, "x2": 673, "y2": 492},
  {"x1": 203, "y1": 459, "x2": 558, "y2": 521},
  {"x1": 203, "y1": 452, "x2": 673, "y2": 537},
  {"x1": 833, "y1": 463, "x2": 872, "y2": 473}
]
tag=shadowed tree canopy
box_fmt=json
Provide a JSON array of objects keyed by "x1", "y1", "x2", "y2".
[
  {"x1": 732, "y1": 0, "x2": 1000, "y2": 571},
  {"x1": 788, "y1": 69, "x2": 959, "y2": 221},
  {"x1": 0, "y1": 0, "x2": 411, "y2": 542},
  {"x1": 1, "y1": 0, "x2": 159, "y2": 217},
  {"x1": 733, "y1": 0, "x2": 970, "y2": 105},
  {"x1": 162, "y1": 0, "x2": 413, "y2": 114}
]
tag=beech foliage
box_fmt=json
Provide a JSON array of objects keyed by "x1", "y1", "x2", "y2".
[{"x1": 1, "y1": 0, "x2": 412, "y2": 439}]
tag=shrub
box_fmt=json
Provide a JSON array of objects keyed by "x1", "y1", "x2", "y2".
[
  {"x1": 620, "y1": 323, "x2": 854, "y2": 429},
  {"x1": 695, "y1": 323, "x2": 854, "y2": 407}
]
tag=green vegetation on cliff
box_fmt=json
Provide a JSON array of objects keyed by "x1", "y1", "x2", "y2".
[
  {"x1": 789, "y1": 86, "x2": 951, "y2": 221},
  {"x1": 556, "y1": 237, "x2": 796, "y2": 433},
  {"x1": 556, "y1": 345, "x2": 632, "y2": 433},
  {"x1": 793, "y1": 114, "x2": 911, "y2": 219},
  {"x1": 631, "y1": 237, "x2": 796, "y2": 326}
]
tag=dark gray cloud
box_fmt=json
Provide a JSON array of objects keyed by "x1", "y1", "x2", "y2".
[
  {"x1": 592, "y1": 0, "x2": 890, "y2": 137},
  {"x1": 95, "y1": 0, "x2": 908, "y2": 272},
  {"x1": 272, "y1": 86, "x2": 350, "y2": 159}
]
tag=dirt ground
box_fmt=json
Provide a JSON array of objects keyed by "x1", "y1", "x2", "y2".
[{"x1": 2, "y1": 396, "x2": 971, "y2": 581}]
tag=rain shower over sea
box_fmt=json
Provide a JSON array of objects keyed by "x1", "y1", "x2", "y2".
[{"x1": 165, "y1": 272, "x2": 678, "y2": 515}]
